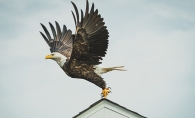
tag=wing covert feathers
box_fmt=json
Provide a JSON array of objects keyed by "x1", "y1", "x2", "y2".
[
  {"x1": 40, "y1": 22, "x2": 73, "y2": 58},
  {"x1": 71, "y1": 0, "x2": 109, "y2": 64}
]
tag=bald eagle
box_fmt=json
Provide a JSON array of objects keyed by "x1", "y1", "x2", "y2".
[{"x1": 40, "y1": 0, "x2": 126, "y2": 98}]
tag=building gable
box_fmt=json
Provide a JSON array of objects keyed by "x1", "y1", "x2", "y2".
[{"x1": 73, "y1": 99, "x2": 146, "y2": 118}]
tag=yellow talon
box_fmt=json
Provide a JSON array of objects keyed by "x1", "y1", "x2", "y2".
[{"x1": 101, "y1": 87, "x2": 111, "y2": 98}]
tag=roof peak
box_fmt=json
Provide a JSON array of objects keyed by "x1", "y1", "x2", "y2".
[{"x1": 73, "y1": 98, "x2": 146, "y2": 118}]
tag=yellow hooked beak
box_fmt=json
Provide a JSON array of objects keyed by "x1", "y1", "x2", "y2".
[{"x1": 45, "y1": 54, "x2": 53, "y2": 59}]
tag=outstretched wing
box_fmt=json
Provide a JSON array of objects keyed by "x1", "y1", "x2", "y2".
[
  {"x1": 70, "y1": 0, "x2": 109, "y2": 65},
  {"x1": 40, "y1": 21, "x2": 73, "y2": 59}
]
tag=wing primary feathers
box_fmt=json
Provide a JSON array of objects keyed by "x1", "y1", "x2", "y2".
[
  {"x1": 60, "y1": 25, "x2": 67, "y2": 41},
  {"x1": 80, "y1": 9, "x2": 84, "y2": 25},
  {"x1": 85, "y1": 0, "x2": 89, "y2": 17},
  {"x1": 40, "y1": 31, "x2": 51, "y2": 47},
  {"x1": 55, "y1": 21, "x2": 62, "y2": 41},
  {"x1": 49, "y1": 22, "x2": 58, "y2": 48},
  {"x1": 40, "y1": 23, "x2": 52, "y2": 41},
  {"x1": 83, "y1": 3, "x2": 94, "y2": 28},
  {"x1": 49, "y1": 22, "x2": 57, "y2": 40},
  {"x1": 89, "y1": 3, "x2": 94, "y2": 17},
  {"x1": 70, "y1": 0, "x2": 109, "y2": 64},
  {"x1": 71, "y1": 1, "x2": 79, "y2": 26},
  {"x1": 83, "y1": 0, "x2": 89, "y2": 27},
  {"x1": 84, "y1": 3, "x2": 94, "y2": 28},
  {"x1": 62, "y1": 30, "x2": 72, "y2": 44},
  {"x1": 40, "y1": 22, "x2": 73, "y2": 58},
  {"x1": 71, "y1": 11, "x2": 76, "y2": 26},
  {"x1": 86, "y1": 9, "x2": 99, "y2": 31}
]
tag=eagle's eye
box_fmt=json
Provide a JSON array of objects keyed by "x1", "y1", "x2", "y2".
[{"x1": 51, "y1": 53, "x2": 54, "y2": 56}]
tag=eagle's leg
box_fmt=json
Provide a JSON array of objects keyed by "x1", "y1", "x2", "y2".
[{"x1": 101, "y1": 87, "x2": 111, "y2": 98}]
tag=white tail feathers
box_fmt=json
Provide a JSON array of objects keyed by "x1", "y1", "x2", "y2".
[
  {"x1": 103, "y1": 66, "x2": 126, "y2": 72},
  {"x1": 94, "y1": 65, "x2": 126, "y2": 76}
]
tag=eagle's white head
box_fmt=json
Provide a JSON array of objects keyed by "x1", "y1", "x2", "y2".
[{"x1": 45, "y1": 52, "x2": 66, "y2": 67}]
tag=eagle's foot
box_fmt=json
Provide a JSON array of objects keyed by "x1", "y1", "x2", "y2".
[{"x1": 101, "y1": 87, "x2": 111, "y2": 98}]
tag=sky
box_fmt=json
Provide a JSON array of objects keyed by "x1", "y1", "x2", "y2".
[{"x1": 0, "y1": 0, "x2": 195, "y2": 118}]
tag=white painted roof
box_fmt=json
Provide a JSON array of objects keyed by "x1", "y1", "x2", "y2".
[{"x1": 73, "y1": 99, "x2": 146, "y2": 118}]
